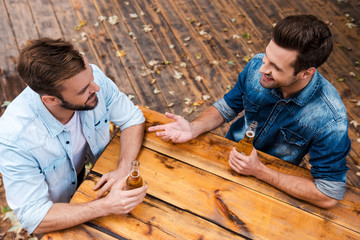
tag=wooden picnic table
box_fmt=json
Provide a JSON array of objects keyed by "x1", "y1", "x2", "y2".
[{"x1": 43, "y1": 106, "x2": 360, "y2": 239}]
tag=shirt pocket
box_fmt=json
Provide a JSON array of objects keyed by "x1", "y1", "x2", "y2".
[
  {"x1": 243, "y1": 96, "x2": 259, "y2": 121},
  {"x1": 94, "y1": 114, "x2": 110, "y2": 142},
  {"x1": 275, "y1": 128, "x2": 307, "y2": 163}
]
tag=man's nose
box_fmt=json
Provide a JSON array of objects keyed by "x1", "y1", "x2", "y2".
[
  {"x1": 90, "y1": 81, "x2": 100, "y2": 93},
  {"x1": 259, "y1": 63, "x2": 270, "y2": 75}
]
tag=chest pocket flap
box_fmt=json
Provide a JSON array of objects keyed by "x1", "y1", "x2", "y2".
[{"x1": 280, "y1": 128, "x2": 306, "y2": 146}]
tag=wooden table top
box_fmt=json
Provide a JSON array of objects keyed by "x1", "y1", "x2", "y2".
[{"x1": 43, "y1": 107, "x2": 360, "y2": 240}]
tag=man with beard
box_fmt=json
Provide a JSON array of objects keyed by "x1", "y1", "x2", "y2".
[
  {"x1": 0, "y1": 38, "x2": 147, "y2": 234},
  {"x1": 149, "y1": 15, "x2": 351, "y2": 209}
]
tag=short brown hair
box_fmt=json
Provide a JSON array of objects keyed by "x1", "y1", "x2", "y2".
[
  {"x1": 17, "y1": 38, "x2": 85, "y2": 96},
  {"x1": 272, "y1": 15, "x2": 333, "y2": 74}
]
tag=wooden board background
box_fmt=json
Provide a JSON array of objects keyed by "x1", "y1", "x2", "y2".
[{"x1": 0, "y1": 0, "x2": 360, "y2": 238}]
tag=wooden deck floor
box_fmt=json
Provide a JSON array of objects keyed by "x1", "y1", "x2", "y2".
[{"x1": 0, "y1": 0, "x2": 360, "y2": 189}]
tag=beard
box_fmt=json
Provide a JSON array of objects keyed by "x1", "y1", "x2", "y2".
[{"x1": 57, "y1": 93, "x2": 98, "y2": 111}]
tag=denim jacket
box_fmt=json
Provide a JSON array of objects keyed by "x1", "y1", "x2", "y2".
[
  {"x1": 0, "y1": 64, "x2": 145, "y2": 233},
  {"x1": 214, "y1": 54, "x2": 350, "y2": 200}
]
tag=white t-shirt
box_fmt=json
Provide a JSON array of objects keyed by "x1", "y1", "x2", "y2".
[{"x1": 64, "y1": 111, "x2": 87, "y2": 174}]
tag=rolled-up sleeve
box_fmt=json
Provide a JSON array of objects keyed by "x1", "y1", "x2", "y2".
[
  {"x1": 213, "y1": 98, "x2": 238, "y2": 123},
  {"x1": 309, "y1": 119, "x2": 350, "y2": 200}
]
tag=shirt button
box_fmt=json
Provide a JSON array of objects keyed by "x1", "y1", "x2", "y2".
[
  {"x1": 105, "y1": 119, "x2": 108, "y2": 123},
  {"x1": 66, "y1": 141, "x2": 70, "y2": 144},
  {"x1": 278, "y1": 102, "x2": 284, "y2": 106},
  {"x1": 72, "y1": 182, "x2": 75, "y2": 184}
]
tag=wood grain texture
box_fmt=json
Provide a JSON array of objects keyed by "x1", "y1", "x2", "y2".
[{"x1": 89, "y1": 131, "x2": 359, "y2": 239}]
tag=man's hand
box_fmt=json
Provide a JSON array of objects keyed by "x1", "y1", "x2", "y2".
[
  {"x1": 148, "y1": 112, "x2": 194, "y2": 143},
  {"x1": 229, "y1": 147, "x2": 263, "y2": 177},
  {"x1": 103, "y1": 184, "x2": 148, "y2": 215},
  {"x1": 93, "y1": 168, "x2": 127, "y2": 199}
]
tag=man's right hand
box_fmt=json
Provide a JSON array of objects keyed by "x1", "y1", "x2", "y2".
[{"x1": 148, "y1": 112, "x2": 194, "y2": 143}]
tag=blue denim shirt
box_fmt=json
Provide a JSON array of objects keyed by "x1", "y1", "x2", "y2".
[
  {"x1": 214, "y1": 54, "x2": 350, "y2": 200},
  {"x1": 0, "y1": 64, "x2": 145, "y2": 233}
]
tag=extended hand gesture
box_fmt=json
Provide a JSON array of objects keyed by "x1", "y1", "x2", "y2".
[{"x1": 148, "y1": 112, "x2": 194, "y2": 143}]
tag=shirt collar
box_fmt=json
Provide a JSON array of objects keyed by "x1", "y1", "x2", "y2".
[
  {"x1": 289, "y1": 70, "x2": 320, "y2": 106},
  {"x1": 270, "y1": 70, "x2": 320, "y2": 106},
  {"x1": 32, "y1": 89, "x2": 66, "y2": 137}
]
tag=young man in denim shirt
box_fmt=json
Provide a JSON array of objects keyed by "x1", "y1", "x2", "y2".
[
  {"x1": 0, "y1": 38, "x2": 147, "y2": 234},
  {"x1": 149, "y1": 15, "x2": 351, "y2": 209}
]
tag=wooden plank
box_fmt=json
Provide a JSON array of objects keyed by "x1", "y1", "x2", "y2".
[
  {"x1": 91, "y1": 138, "x2": 360, "y2": 239},
  {"x1": 123, "y1": 107, "x2": 360, "y2": 232},
  {"x1": 50, "y1": 0, "x2": 99, "y2": 66},
  {"x1": 4, "y1": 0, "x2": 39, "y2": 48},
  {"x1": 69, "y1": 0, "x2": 139, "y2": 106},
  {"x1": 0, "y1": 0, "x2": 24, "y2": 105},
  {"x1": 27, "y1": 0, "x2": 62, "y2": 39},
  {"x1": 70, "y1": 173, "x2": 243, "y2": 240},
  {"x1": 44, "y1": 223, "x2": 119, "y2": 240},
  {"x1": 133, "y1": 0, "x2": 219, "y2": 117},
  {"x1": 90, "y1": 0, "x2": 168, "y2": 111},
  {"x1": 112, "y1": 0, "x2": 203, "y2": 115}
]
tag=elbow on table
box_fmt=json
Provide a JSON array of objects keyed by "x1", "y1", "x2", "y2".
[{"x1": 317, "y1": 198, "x2": 338, "y2": 209}]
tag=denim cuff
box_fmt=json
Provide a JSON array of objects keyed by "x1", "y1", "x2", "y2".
[
  {"x1": 314, "y1": 179, "x2": 346, "y2": 200},
  {"x1": 213, "y1": 98, "x2": 238, "y2": 123}
]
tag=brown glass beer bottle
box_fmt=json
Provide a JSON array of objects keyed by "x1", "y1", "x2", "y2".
[
  {"x1": 125, "y1": 160, "x2": 143, "y2": 190},
  {"x1": 235, "y1": 121, "x2": 258, "y2": 156}
]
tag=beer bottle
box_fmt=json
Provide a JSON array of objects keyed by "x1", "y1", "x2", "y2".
[
  {"x1": 235, "y1": 121, "x2": 258, "y2": 156},
  {"x1": 125, "y1": 160, "x2": 143, "y2": 190}
]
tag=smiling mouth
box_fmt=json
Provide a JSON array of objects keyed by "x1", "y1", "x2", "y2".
[
  {"x1": 263, "y1": 74, "x2": 274, "y2": 81},
  {"x1": 85, "y1": 93, "x2": 97, "y2": 105}
]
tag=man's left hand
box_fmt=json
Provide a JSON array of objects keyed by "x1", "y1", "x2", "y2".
[{"x1": 229, "y1": 147, "x2": 264, "y2": 177}]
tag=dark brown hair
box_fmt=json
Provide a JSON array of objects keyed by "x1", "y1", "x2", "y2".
[
  {"x1": 272, "y1": 15, "x2": 333, "y2": 74},
  {"x1": 17, "y1": 38, "x2": 85, "y2": 96}
]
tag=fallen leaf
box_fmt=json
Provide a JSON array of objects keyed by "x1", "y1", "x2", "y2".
[
  {"x1": 164, "y1": 60, "x2": 172, "y2": 65},
  {"x1": 195, "y1": 76, "x2": 203, "y2": 82},
  {"x1": 94, "y1": 22, "x2": 99, "y2": 27},
  {"x1": 169, "y1": 44, "x2": 175, "y2": 49},
  {"x1": 227, "y1": 85, "x2": 233, "y2": 90},
  {"x1": 345, "y1": 23, "x2": 356, "y2": 29},
  {"x1": 184, "y1": 36, "x2": 191, "y2": 41},
  {"x1": 149, "y1": 60, "x2": 159, "y2": 66},
  {"x1": 223, "y1": 28, "x2": 228, "y2": 32},
  {"x1": 182, "y1": 81, "x2": 186, "y2": 86},
  {"x1": 231, "y1": 18, "x2": 236, "y2": 23},
  {"x1": 130, "y1": 13, "x2": 138, "y2": 19},
  {"x1": 173, "y1": 70, "x2": 184, "y2": 79},
  {"x1": 202, "y1": 95, "x2": 211, "y2": 100},
  {"x1": 143, "y1": 25, "x2": 153, "y2": 32},
  {"x1": 129, "y1": 32, "x2": 136, "y2": 40},
  {"x1": 183, "y1": 107, "x2": 194, "y2": 115},
  {"x1": 196, "y1": 53, "x2": 202, "y2": 59},
  {"x1": 127, "y1": 94, "x2": 135, "y2": 100},
  {"x1": 167, "y1": 103, "x2": 174, "y2": 107},
  {"x1": 350, "y1": 120, "x2": 359, "y2": 128},
  {"x1": 233, "y1": 34, "x2": 241, "y2": 39},
  {"x1": 356, "y1": 172, "x2": 360, "y2": 176},
  {"x1": 116, "y1": 50, "x2": 126, "y2": 57},
  {"x1": 124, "y1": 1, "x2": 130, "y2": 5},
  {"x1": 151, "y1": 79, "x2": 156, "y2": 84},
  {"x1": 153, "y1": 88, "x2": 161, "y2": 94},
  {"x1": 184, "y1": 97, "x2": 192, "y2": 105},
  {"x1": 337, "y1": 77, "x2": 345, "y2": 82},
  {"x1": 81, "y1": 32, "x2": 87, "y2": 41},
  {"x1": 180, "y1": 62, "x2": 187, "y2": 68},
  {"x1": 349, "y1": 72, "x2": 356, "y2": 77},
  {"x1": 357, "y1": 138, "x2": 360, "y2": 143},
  {"x1": 242, "y1": 33, "x2": 250, "y2": 40},
  {"x1": 140, "y1": 11, "x2": 145, "y2": 16},
  {"x1": 1, "y1": 101, "x2": 11, "y2": 108},
  {"x1": 108, "y1": 15, "x2": 119, "y2": 25},
  {"x1": 169, "y1": 91, "x2": 175, "y2": 95},
  {"x1": 79, "y1": 20, "x2": 87, "y2": 26},
  {"x1": 211, "y1": 60, "x2": 219, "y2": 66},
  {"x1": 227, "y1": 61, "x2": 235, "y2": 65},
  {"x1": 243, "y1": 56, "x2": 250, "y2": 62},
  {"x1": 199, "y1": 30, "x2": 208, "y2": 35},
  {"x1": 98, "y1": 16, "x2": 107, "y2": 22}
]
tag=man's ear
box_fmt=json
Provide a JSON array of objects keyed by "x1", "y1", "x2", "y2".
[
  {"x1": 41, "y1": 95, "x2": 61, "y2": 105},
  {"x1": 300, "y1": 67, "x2": 316, "y2": 79}
]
